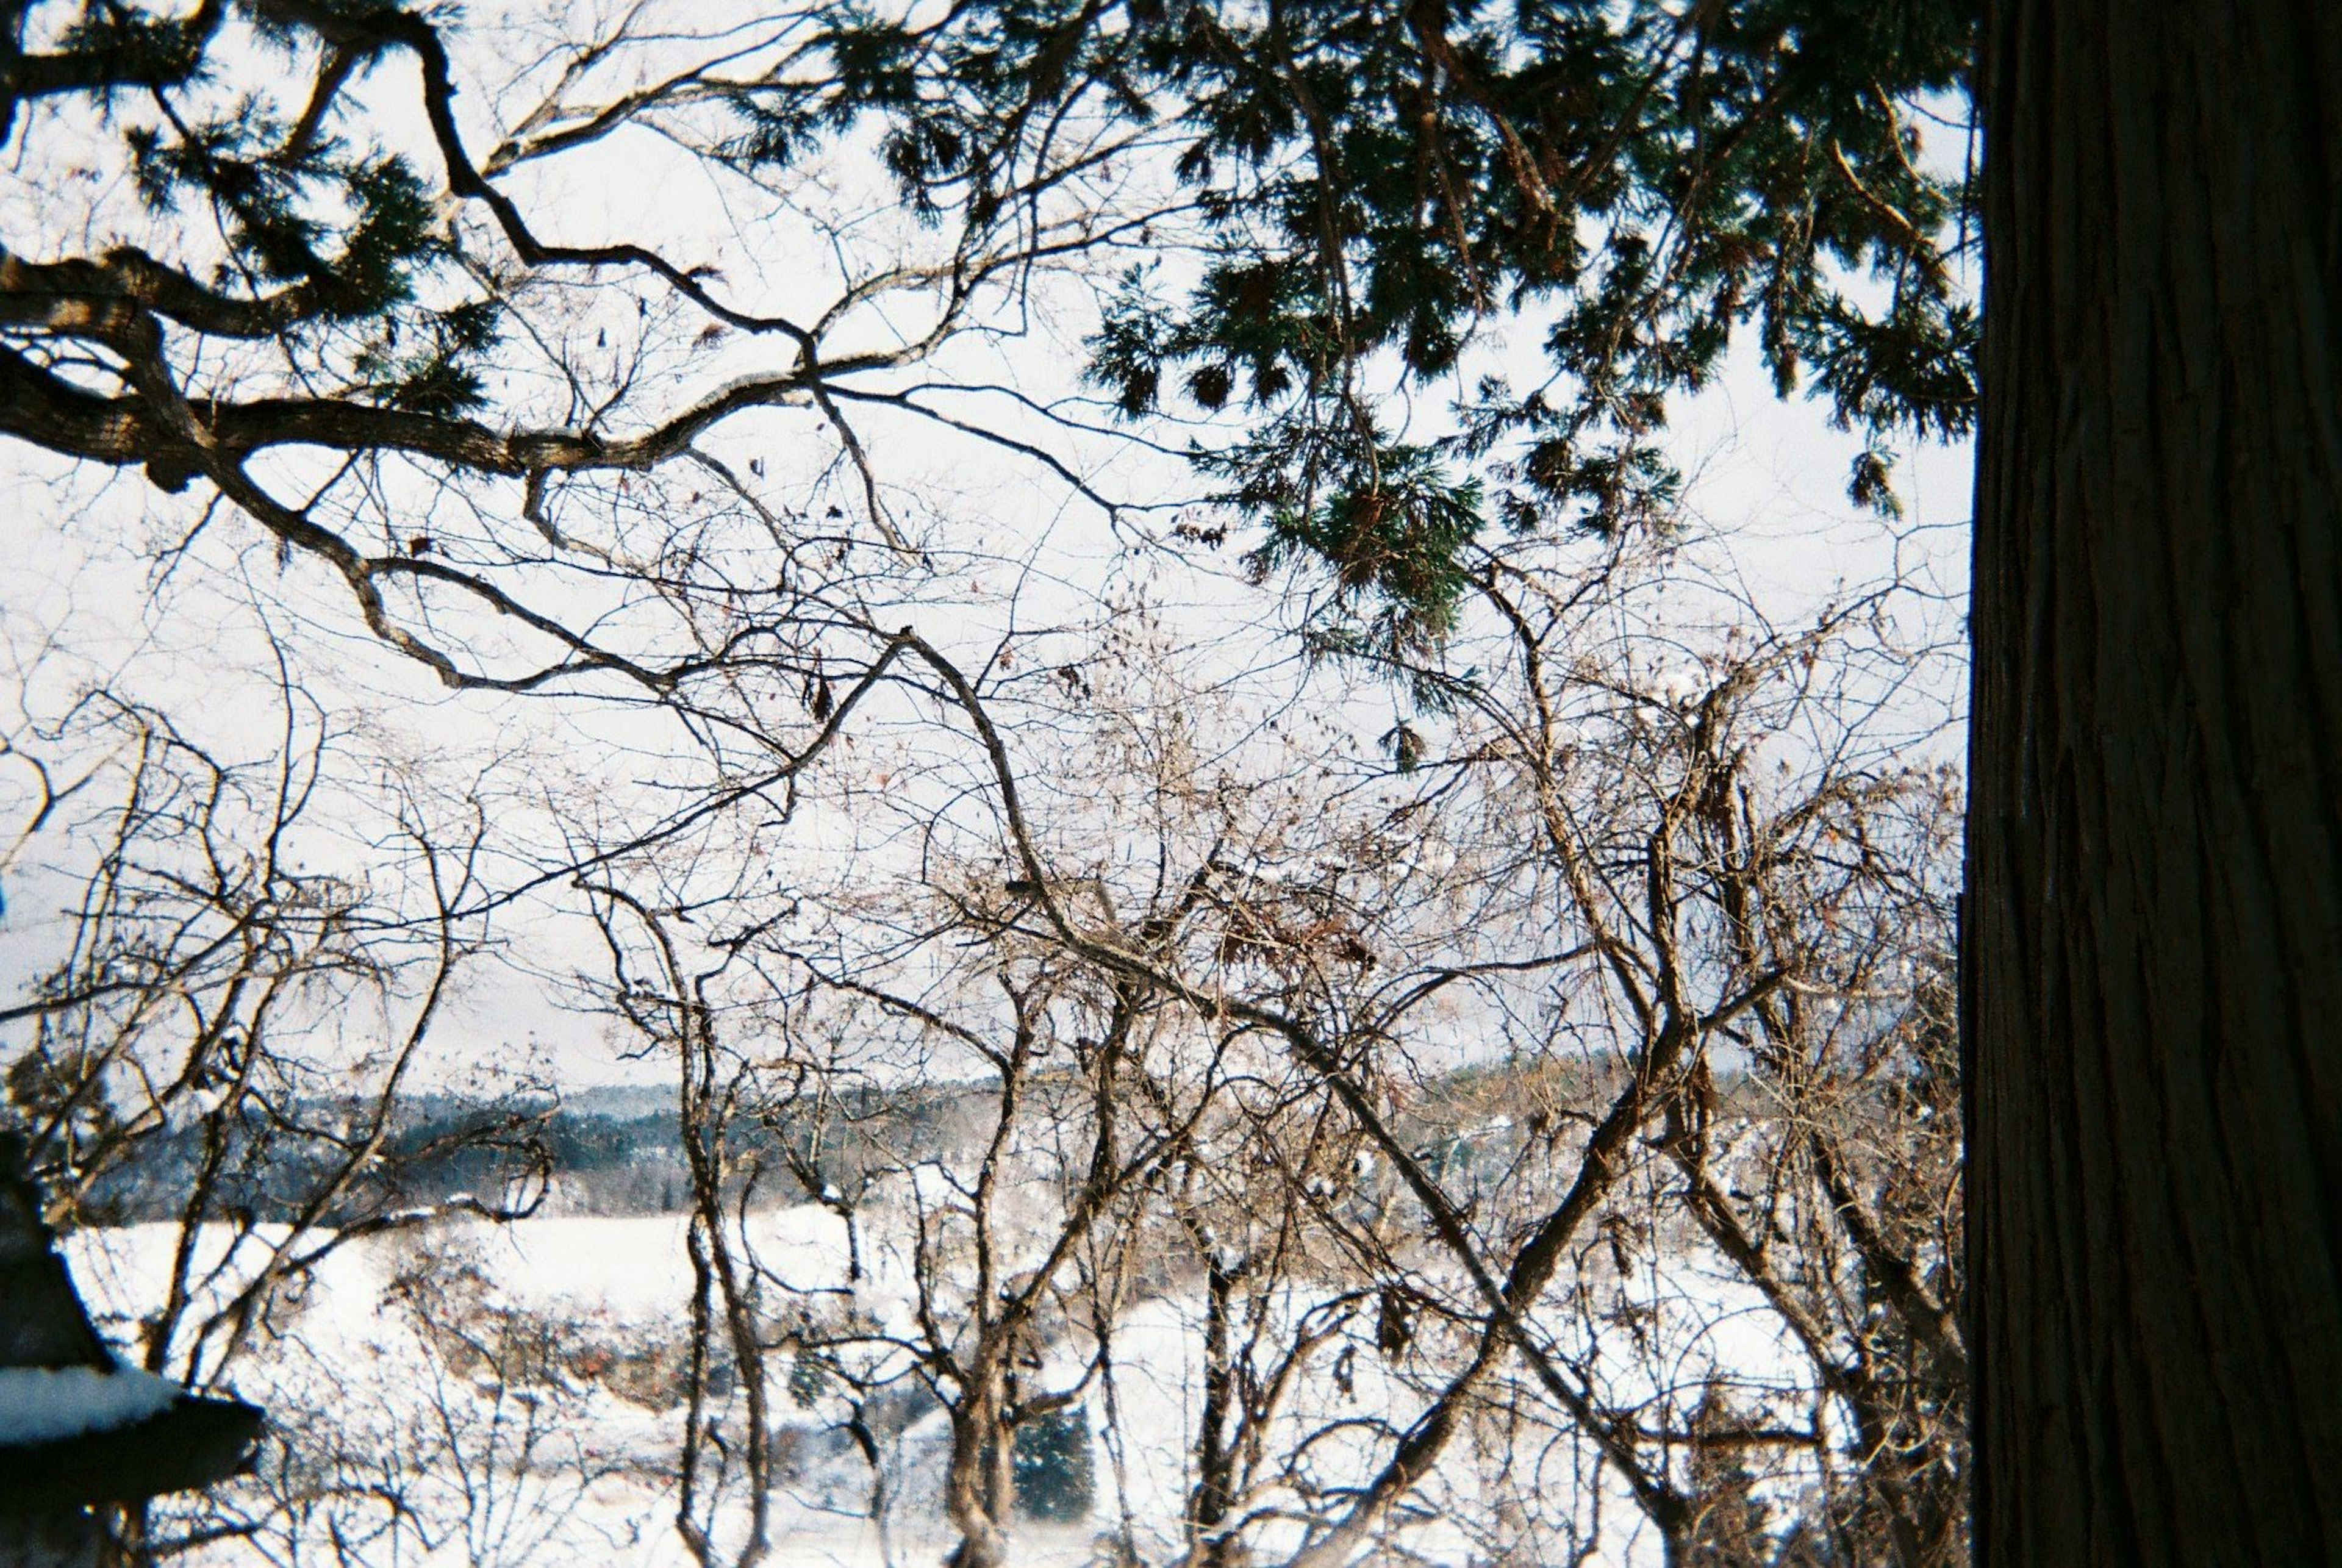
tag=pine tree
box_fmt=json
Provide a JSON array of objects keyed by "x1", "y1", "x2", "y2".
[{"x1": 1011, "y1": 1404, "x2": 1095, "y2": 1525}]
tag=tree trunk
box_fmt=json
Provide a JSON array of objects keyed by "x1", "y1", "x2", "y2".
[
  {"x1": 944, "y1": 1373, "x2": 1012, "y2": 1568},
  {"x1": 1969, "y1": 3, "x2": 2342, "y2": 1562},
  {"x1": 1188, "y1": 1256, "x2": 1243, "y2": 1567}
]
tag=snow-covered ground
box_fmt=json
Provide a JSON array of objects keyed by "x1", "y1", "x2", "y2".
[{"x1": 60, "y1": 1198, "x2": 1819, "y2": 1568}]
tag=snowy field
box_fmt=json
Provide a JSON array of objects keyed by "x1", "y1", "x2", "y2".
[{"x1": 57, "y1": 1197, "x2": 1821, "y2": 1568}]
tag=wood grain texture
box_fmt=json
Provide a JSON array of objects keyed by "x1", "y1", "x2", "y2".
[{"x1": 1970, "y1": 2, "x2": 2342, "y2": 1561}]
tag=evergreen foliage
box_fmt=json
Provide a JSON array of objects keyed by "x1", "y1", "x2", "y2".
[
  {"x1": 786, "y1": 1345, "x2": 831, "y2": 1410},
  {"x1": 1011, "y1": 1403, "x2": 1095, "y2": 1524},
  {"x1": 756, "y1": 0, "x2": 1977, "y2": 653},
  {"x1": 3, "y1": 0, "x2": 501, "y2": 454}
]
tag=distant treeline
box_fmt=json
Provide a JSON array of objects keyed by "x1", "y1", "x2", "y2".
[
  {"x1": 73, "y1": 1053, "x2": 1832, "y2": 1225},
  {"x1": 78, "y1": 1079, "x2": 978, "y2": 1224}
]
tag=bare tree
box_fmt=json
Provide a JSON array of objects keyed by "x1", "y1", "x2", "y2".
[
  {"x1": 0, "y1": 668, "x2": 552, "y2": 1565},
  {"x1": 2, "y1": 10, "x2": 1975, "y2": 1566},
  {"x1": 887, "y1": 530, "x2": 1968, "y2": 1566}
]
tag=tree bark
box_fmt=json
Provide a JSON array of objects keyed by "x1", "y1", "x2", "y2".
[{"x1": 1970, "y1": 3, "x2": 2342, "y2": 1561}]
